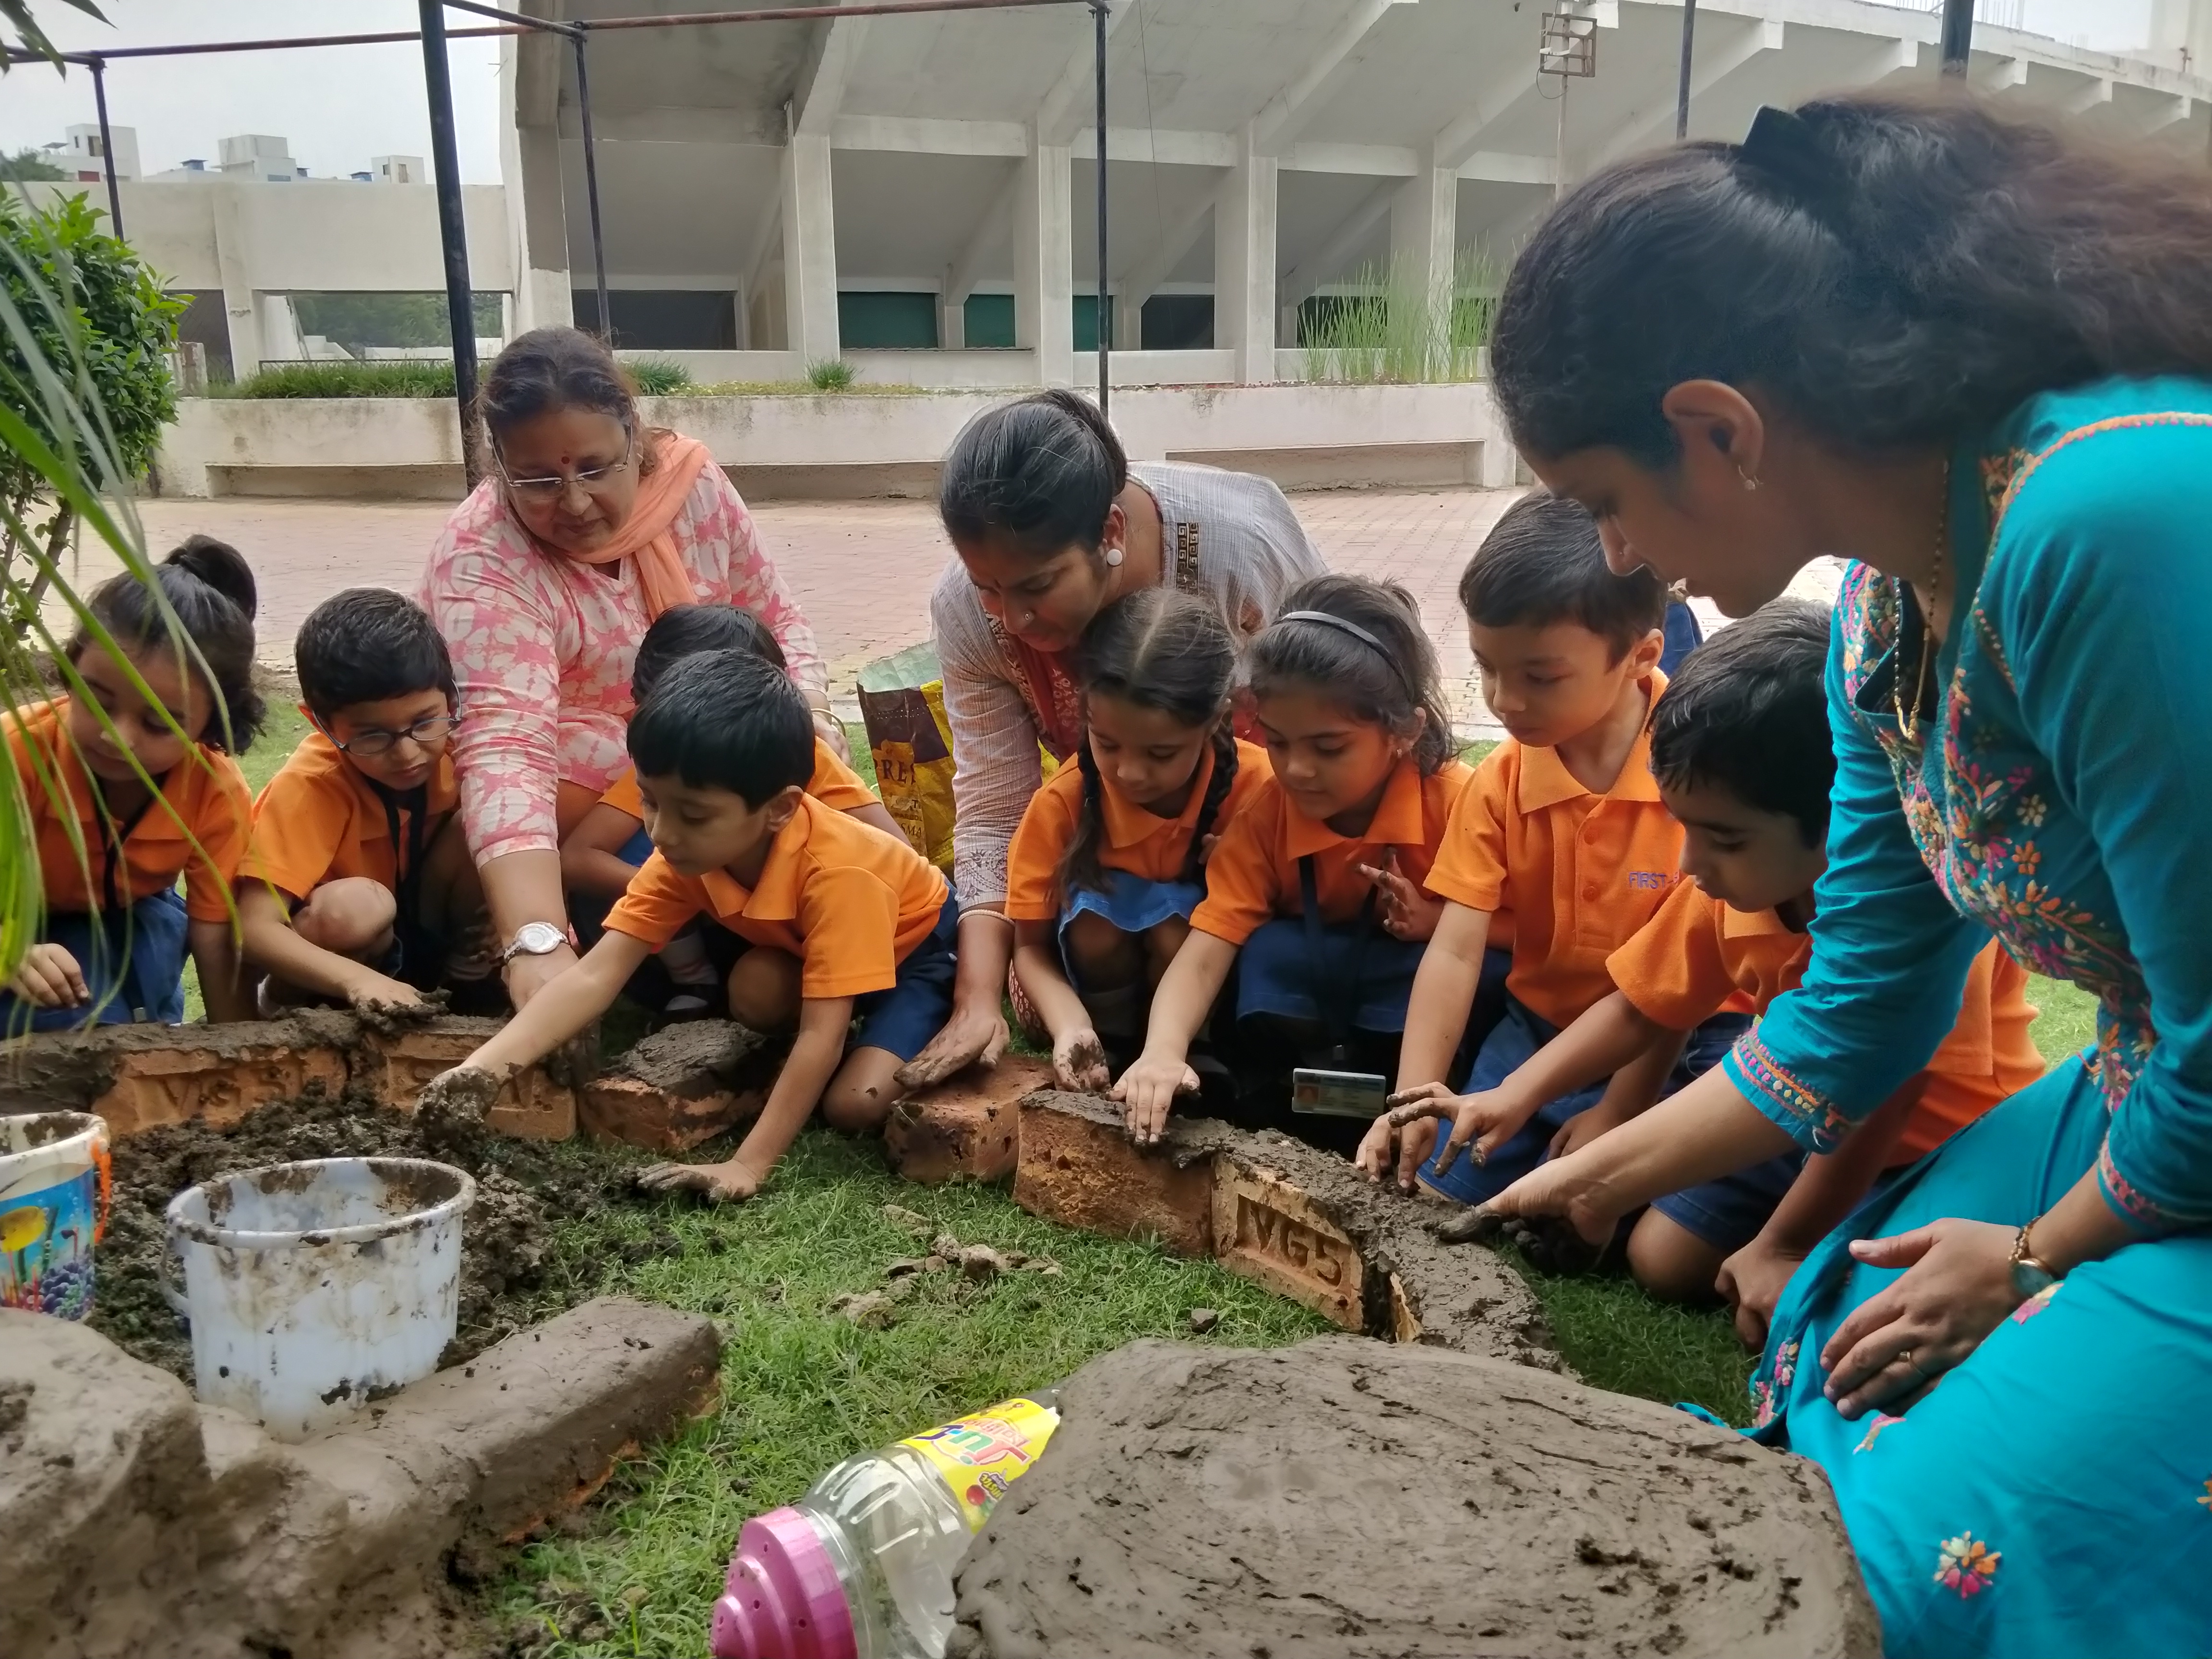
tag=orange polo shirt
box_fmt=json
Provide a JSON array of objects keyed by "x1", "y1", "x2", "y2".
[
  {"x1": 1608, "y1": 879, "x2": 2045, "y2": 1161},
  {"x1": 604, "y1": 793, "x2": 948, "y2": 998},
  {"x1": 241, "y1": 730, "x2": 457, "y2": 900},
  {"x1": 7, "y1": 697, "x2": 252, "y2": 925},
  {"x1": 1191, "y1": 756, "x2": 1474, "y2": 946},
  {"x1": 600, "y1": 737, "x2": 878, "y2": 822},
  {"x1": 1004, "y1": 739, "x2": 1273, "y2": 922},
  {"x1": 1425, "y1": 677, "x2": 1683, "y2": 1029}
]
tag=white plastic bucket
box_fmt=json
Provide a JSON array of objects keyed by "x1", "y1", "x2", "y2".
[
  {"x1": 165, "y1": 1156, "x2": 475, "y2": 1441},
  {"x1": 0, "y1": 1112, "x2": 111, "y2": 1321}
]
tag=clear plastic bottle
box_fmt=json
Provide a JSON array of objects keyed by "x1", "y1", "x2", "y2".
[{"x1": 711, "y1": 1391, "x2": 1060, "y2": 1659}]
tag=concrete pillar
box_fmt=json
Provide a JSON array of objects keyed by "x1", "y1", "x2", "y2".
[
  {"x1": 1012, "y1": 130, "x2": 1075, "y2": 387},
  {"x1": 1391, "y1": 164, "x2": 1455, "y2": 301},
  {"x1": 507, "y1": 123, "x2": 573, "y2": 332},
  {"x1": 2151, "y1": 0, "x2": 2212, "y2": 68},
  {"x1": 781, "y1": 133, "x2": 842, "y2": 367},
  {"x1": 1113, "y1": 292, "x2": 1143, "y2": 352},
  {"x1": 1213, "y1": 130, "x2": 1278, "y2": 385},
  {"x1": 939, "y1": 277, "x2": 966, "y2": 349},
  {"x1": 210, "y1": 182, "x2": 260, "y2": 381}
]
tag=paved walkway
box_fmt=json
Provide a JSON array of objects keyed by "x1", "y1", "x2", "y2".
[{"x1": 86, "y1": 491, "x2": 1840, "y2": 740}]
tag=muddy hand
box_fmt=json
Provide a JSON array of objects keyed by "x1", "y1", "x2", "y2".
[
  {"x1": 1053, "y1": 1027, "x2": 1112, "y2": 1093},
  {"x1": 418, "y1": 1064, "x2": 502, "y2": 1123},
  {"x1": 1434, "y1": 1205, "x2": 1510, "y2": 1247},
  {"x1": 1111, "y1": 1054, "x2": 1198, "y2": 1146},
  {"x1": 896, "y1": 1003, "x2": 1009, "y2": 1091},
  {"x1": 634, "y1": 1158, "x2": 760, "y2": 1205}
]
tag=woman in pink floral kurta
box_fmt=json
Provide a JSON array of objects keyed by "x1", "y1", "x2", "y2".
[{"x1": 421, "y1": 327, "x2": 827, "y2": 1006}]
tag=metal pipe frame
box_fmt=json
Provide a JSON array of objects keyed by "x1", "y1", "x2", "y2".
[
  {"x1": 87, "y1": 56, "x2": 122, "y2": 236},
  {"x1": 1675, "y1": 0, "x2": 1696, "y2": 142},
  {"x1": 1940, "y1": 0, "x2": 1974, "y2": 77},
  {"x1": 420, "y1": 0, "x2": 482, "y2": 487}
]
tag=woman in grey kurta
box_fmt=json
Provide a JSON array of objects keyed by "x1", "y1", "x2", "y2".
[{"x1": 900, "y1": 390, "x2": 1324, "y2": 1086}]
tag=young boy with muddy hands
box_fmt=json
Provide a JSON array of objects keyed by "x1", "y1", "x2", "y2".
[
  {"x1": 1363, "y1": 601, "x2": 2042, "y2": 1339},
  {"x1": 425, "y1": 649, "x2": 959, "y2": 1203},
  {"x1": 237, "y1": 589, "x2": 489, "y2": 1016},
  {"x1": 1357, "y1": 494, "x2": 1727, "y2": 1199}
]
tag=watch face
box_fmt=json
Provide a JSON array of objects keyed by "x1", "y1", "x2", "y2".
[{"x1": 512, "y1": 922, "x2": 565, "y2": 956}]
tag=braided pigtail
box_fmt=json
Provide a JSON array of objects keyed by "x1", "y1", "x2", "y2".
[
  {"x1": 1181, "y1": 719, "x2": 1239, "y2": 884},
  {"x1": 1054, "y1": 735, "x2": 1111, "y2": 907}
]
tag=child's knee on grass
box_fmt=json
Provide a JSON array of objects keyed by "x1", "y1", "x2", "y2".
[
  {"x1": 726, "y1": 946, "x2": 802, "y2": 1029},
  {"x1": 1064, "y1": 908, "x2": 1142, "y2": 989},
  {"x1": 1627, "y1": 1209, "x2": 1726, "y2": 1304},
  {"x1": 819, "y1": 1046, "x2": 902, "y2": 1133},
  {"x1": 292, "y1": 878, "x2": 397, "y2": 958}
]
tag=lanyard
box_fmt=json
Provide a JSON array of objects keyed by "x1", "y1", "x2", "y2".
[
  {"x1": 1298, "y1": 852, "x2": 1380, "y2": 1064},
  {"x1": 364, "y1": 778, "x2": 432, "y2": 924},
  {"x1": 96, "y1": 784, "x2": 162, "y2": 916}
]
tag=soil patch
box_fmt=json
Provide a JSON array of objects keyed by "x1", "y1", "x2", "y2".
[
  {"x1": 950, "y1": 1334, "x2": 1880, "y2": 1659},
  {"x1": 91, "y1": 1081, "x2": 645, "y2": 1381}
]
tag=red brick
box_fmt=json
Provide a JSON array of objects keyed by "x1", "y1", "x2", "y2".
[
  {"x1": 1012, "y1": 1091, "x2": 1214, "y2": 1257},
  {"x1": 91, "y1": 1041, "x2": 349, "y2": 1137},
  {"x1": 885, "y1": 1057, "x2": 1051, "y2": 1184},
  {"x1": 1210, "y1": 1160, "x2": 1370, "y2": 1332},
  {"x1": 578, "y1": 1076, "x2": 762, "y2": 1152},
  {"x1": 362, "y1": 1022, "x2": 577, "y2": 1142}
]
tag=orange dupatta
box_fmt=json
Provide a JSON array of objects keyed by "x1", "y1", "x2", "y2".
[{"x1": 548, "y1": 432, "x2": 713, "y2": 619}]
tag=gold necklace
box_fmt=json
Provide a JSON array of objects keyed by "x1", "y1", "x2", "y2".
[{"x1": 1894, "y1": 457, "x2": 1950, "y2": 735}]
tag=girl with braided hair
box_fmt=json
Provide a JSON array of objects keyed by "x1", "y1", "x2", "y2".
[{"x1": 1004, "y1": 589, "x2": 1269, "y2": 1092}]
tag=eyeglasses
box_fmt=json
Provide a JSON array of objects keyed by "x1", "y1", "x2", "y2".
[
  {"x1": 333, "y1": 715, "x2": 462, "y2": 757},
  {"x1": 494, "y1": 436, "x2": 635, "y2": 504}
]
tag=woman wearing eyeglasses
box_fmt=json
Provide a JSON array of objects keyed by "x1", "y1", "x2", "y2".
[{"x1": 421, "y1": 326, "x2": 830, "y2": 1010}]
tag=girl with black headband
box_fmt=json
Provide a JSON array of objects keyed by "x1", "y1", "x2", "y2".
[{"x1": 1114, "y1": 573, "x2": 1465, "y2": 1149}]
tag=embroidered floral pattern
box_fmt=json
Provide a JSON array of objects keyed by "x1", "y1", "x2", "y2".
[
  {"x1": 1730, "y1": 1030, "x2": 1853, "y2": 1151},
  {"x1": 1936, "y1": 1533, "x2": 2001, "y2": 1598},
  {"x1": 1772, "y1": 1339, "x2": 1799, "y2": 1390},
  {"x1": 1854, "y1": 1413, "x2": 1904, "y2": 1454},
  {"x1": 2008, "y1": 1281, "x2": 2060, "y2": 1323}
]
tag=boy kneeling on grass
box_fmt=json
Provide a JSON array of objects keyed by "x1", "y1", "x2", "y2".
[
  {"x1": 426, "y1": 648, "x2": 959, "y2": 1202},
  {"x1": 1361, "y1": 600, "x2": 2043, "y2": 1341}
]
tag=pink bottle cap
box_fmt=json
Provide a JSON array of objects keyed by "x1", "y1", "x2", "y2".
[{"x1": 710, "y1": 1506, "x2": 858, "y2": 1659}]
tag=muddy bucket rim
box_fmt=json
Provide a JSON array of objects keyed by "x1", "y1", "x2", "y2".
[
  {"x1": 165, "y1": 1155, "x2": 476, "y2": 1250},
  {"x1": 1, "y1": 1110, "x2": 107, "y2": 1153}
]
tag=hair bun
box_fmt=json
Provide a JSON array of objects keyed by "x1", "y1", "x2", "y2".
[{"x1": 165, "y1": 534, "x2": 259, "y2": 620}]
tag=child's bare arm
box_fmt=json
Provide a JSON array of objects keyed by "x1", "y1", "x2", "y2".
[
  {"x1": 1114, "y1": 930, "x2": 1238, "y2": 1142},
  {"x1": 724, "y1": 994, "x2": 855, "y2": 1180},
  {"x1": 1550, "y1": 1020, "x2": 1690, "y2": 1157},
  {"x1": 560, "y1": 804, "x2": 650, "y2": 900},
  {"x1": 464, "y1": 931, "x2": 651, "y2": 1073},
  {"x1": 1395, "y1": 901, "x2": 1492, "y2": 1091},
  {"x1": 189, "y1": 919, "x2": 254, "y2": 1022},
  {"x1": 237, "y1": 881, "x2": 416, "y2": 1006},
  {"x1": 1012, "y1": 919, "x2": 1107, "y2": 1090},
  {"x1": 844, "y1": 799, "x2": 906, "y2": 841}
]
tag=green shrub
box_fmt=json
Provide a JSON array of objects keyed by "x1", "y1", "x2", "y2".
[
  {"x1": 806, "y1": 357, "x2": 857, "y2": 392},
  {"x1": 625, "y1": 358, "x2": 694, "y2": 396},
  {"x1": 224, "y1": 360, "x2": 457, "y2": 399},
  {"x1": 1298, "y1": 248, "x2": 1499, "y2": 385}
]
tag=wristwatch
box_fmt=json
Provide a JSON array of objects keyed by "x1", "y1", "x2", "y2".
[
  {"x1": 2008, "y1": 1215, "x2": 2060, "y2": 1302},
  {"x1": 499, "y1": 921, "x2": 569, "y2": 965}
]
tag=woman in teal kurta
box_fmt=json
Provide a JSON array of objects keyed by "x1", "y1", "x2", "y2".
[{"x1": 1467, "y1": 96, "x2": 2212, "y2": 1658}]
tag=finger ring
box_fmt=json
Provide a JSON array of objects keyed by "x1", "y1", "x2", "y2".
[{"x1": 1899, "y1": 1347, "x2": 1929, "y2": 1382}]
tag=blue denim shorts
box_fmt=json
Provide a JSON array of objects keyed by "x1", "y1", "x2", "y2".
[
  {"x1": 1058, "y1": 870, "x2": 1204, "y2": 989},
  {"x1": 1234, "y1": 914, "x2": 1431, "y2": 1034},
  {"x1": 848, "y1": 890, "x2": 961, "y2": 1063},
  {"x1": 0, "y1": 889, "x2": 189, "y2": 1032}
]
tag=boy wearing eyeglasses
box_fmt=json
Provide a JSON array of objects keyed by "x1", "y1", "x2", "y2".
[{"x1": 238, "y1": 588, "x2": 490, "y2": 1010}]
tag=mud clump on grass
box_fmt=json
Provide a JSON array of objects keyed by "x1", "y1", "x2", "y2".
[{"x1": 89, "y1": 1083, "x2": 645, "y2": 1381}]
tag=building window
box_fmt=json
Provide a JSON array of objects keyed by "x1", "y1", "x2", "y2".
[
  {"x1": 1140, "y1": 294, "x2": 1213, "y2": 350},
  {"x1": 963, "y1": 292, "x2": 1015, "y2": 349},
  {"x1": 837, "y1": 291, "x2": 938, "y2": 349}
]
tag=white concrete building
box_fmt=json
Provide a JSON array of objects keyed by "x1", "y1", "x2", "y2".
[{"x1": 60, "y1": 123, "x2": 137, "y2": 183}]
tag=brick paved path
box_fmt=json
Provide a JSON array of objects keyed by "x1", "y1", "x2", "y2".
[{"x1": 93, "y1": 491, "x2": 1839, "y2": 739}]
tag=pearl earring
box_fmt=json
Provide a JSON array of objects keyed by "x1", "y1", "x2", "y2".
[
  {"x1": 1737, "y1": 466, "x2": 1761, "y2": 493},
  {"x1": 1104, "y1": 545, "x2": 1124, "y2": 567}
]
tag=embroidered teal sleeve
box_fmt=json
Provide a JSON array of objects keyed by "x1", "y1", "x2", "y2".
[
  {"x1": 1719, "y1": 610, "x2": 1986, "y2": 1152},
  {"x1": 1991, "y1": 412, "x2": 2212, "y2": 1234}
]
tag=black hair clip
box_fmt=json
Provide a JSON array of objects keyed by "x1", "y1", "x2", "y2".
[{"x1": 1735, "y1": 105, "x2": 1849, "y2": 225}]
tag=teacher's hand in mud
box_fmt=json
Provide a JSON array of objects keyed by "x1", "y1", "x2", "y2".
[
  {"x1": 1112, "y1": 1052, "x2": 1197, "y2": 1146},
  {"x1": 1358, "y1": 851, "x2": 1443, "y2": 942},
  {"x1": 1466, "y1": 1144, "x2": 1624, "y2": 1249},
  {"x1": 897, "y1": 999, "x2": 1010, "y2": 1091}
]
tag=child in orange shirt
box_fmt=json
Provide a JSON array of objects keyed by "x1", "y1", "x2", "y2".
[
  {"x1": 561, "y1": 603, "x2": 899, "y2": 1015},
  {"x1": 1366, "y1": 601, "x2": 2043, "y2": 1337},
  {"x1": 1364, "y1": 493, "x2": 1731, "y2": 1203},
  {"x1": 1113, "y1": 575, "x2": 1471, "y2": 1146},
  {"x1": 239, "y1": 589, "x2": 486, "y2": 1011},
  {"x1": 1007, "y1": 589, "x2": 1271, "y2": 1090},
  {"x1": 431, "y1": 649, "x2": 956, "y2": 1203},
  {"x1": 2, "y1": 538, "x2": 261, "y2": 1029}
]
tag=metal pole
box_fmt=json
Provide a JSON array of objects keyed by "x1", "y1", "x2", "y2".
[
  {"x1": 571, "y1": 33, "x2": 612, "y2": 343},
  {"x1": 578, "y1": 0, "x2": 1078, "y2": 29},
  {"x1": 1094, "y1": 0, "x2": 1109, "y2": 415},
  {"x1": 1675, "y1": 0, "x2": 1696, "y2": 141},
  {"x1": 419, "y1": 0, "x2": 481, "y2": 488},
  {"x1": 1940, "y1": 0, "x2": 1973, "y2": 77},
  {"x1": 87, "y1": 57, "x2": 123, "y2": 237}
]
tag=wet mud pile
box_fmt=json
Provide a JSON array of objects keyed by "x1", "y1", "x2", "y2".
[{"x1": 91, "y1": 1083, "x2": 649, "y2": 1379}]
